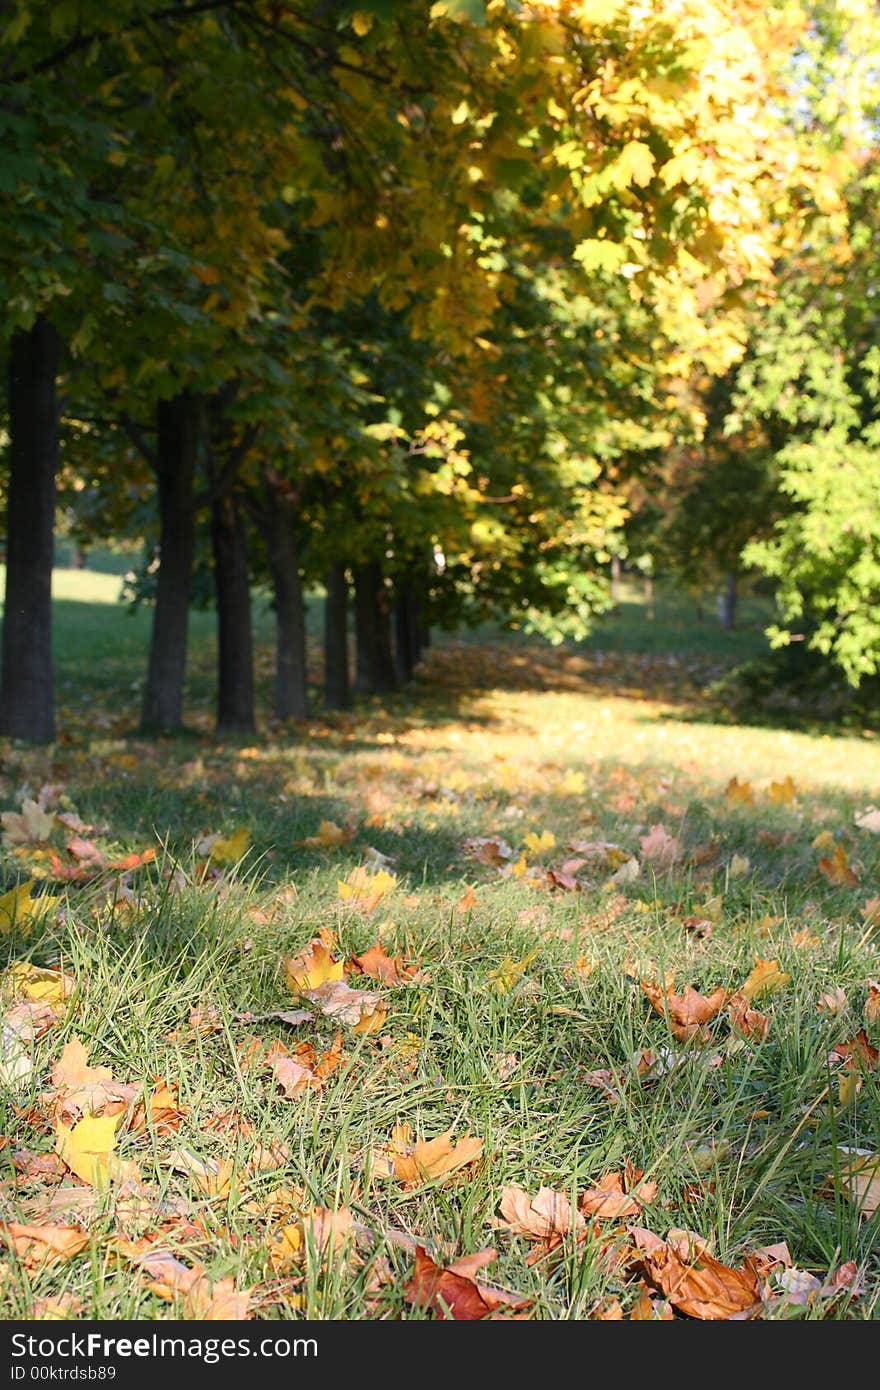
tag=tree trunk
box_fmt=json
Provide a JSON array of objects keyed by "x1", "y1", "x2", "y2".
[
  {"x1": 265, "y1": 494, "x2": 308, "y2": 720},
  {"x1": 719, "y1": 571, "x2": 738, "y2": 630},
  {"x1": 140, "y1": 392, "x2": 200, "y2": 731},
  {"x1": 211, "y1": 491, "x2": 255, "y2": 733},
  {"x1": 610, "y1": 554, "x2": 621, "y2": 606},
  {"x1": 354, "y1": 561, "x2": 397, "y2": 694},
  {"x1": 394, "y1": 578, "x2": 425, "y2": 684},
  {"x1": 644, "y1": 573, "x2": 655, "y2": 621},
  {"x1": 324, "y1": 563, "x2": 350, "y2": 710},
  {"x1": 0, "y1": 317, "x2": 61, "y2": 743}
]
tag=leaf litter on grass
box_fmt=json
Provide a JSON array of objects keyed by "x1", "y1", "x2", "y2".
[{"x1": 3, "y1": 641, "x2": 880, "y2": 1318}]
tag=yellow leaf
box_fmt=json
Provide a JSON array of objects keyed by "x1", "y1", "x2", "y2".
[
  {"x1": 812, "y1": 830, "x2": 836, "y2": 851},
  {"x1": 377, "y1": 1125, "x2": 484, "y2": 1186},
  {"x1": 609, "y1": 140, "x2": 655, "y2": 189},
  {"x1": 767, "y1": 776, "x2": 796, "y2": 805},
  {"x1": 55, "y1": 1114, "x2": 120, "y2": 1187},
  {"x1": 351, "y1": 1000, "x2": 387, "y2": 1034},
  {"x1": 297, "y1": 819, "x2": 353, "y2": 850},
  {"x1": 3, "y1": 960, "x2": 73, "y2": 1004},
  {"x1": 725, "y1": 777, "x2": 754, "y2": 807},
  {"x1": 524, "y1": 830, "x2": 555, "y2": 854},
  {"x1": 511, "y1": 852, "x2": 528, "y2": 880},
  {"x1": 337, "y1": 866, "x2": 396, "y2": 913},
  {"x1": 740, "y1": 958, "x2": 790, "y2": 1001},
  {"x1": 208, "y1": 828, "x2": 251, "y2": 865},
  {"x1": 489, "y1": 949, "x2": 537, "y2": 993},
  {"x1": 0, "y1": 880, "x2": 41, "y2": 933},
  {"x1": 351, "y1": 10, "x2": 373, "y2": 35},
  {"x1": 283, "y1": 940, "x2": 345, "y2": 992}
]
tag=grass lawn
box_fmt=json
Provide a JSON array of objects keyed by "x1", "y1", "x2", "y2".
[{"x1": 1, "y1": 572, "x2": 879, "y2": 1320}]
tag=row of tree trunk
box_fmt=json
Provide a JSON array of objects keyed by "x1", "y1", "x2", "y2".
[{"x1": 0, "y1": 317, "x2": 431, "y2": 742}]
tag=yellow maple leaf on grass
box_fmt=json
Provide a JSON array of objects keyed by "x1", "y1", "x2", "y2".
[
  {"x1": 374, "y1": 1123, "x2": 484, "y2": 1186},
  {"x1": 283, "y1": 940, "x2": 345, "y2": 992},
  {"x1": 3, "y1": 960, "x2": 74, "y2": 1005},
  {"x1": 295, "y1": 820, "x2": 355, "y2": 851},
  {"x1": 0, "y1": 881, "x2": 59, "y2": 933},
  {"x1": 489, "y1": 949, "x2": 537, "y2": 993},
  {"x1": 337, "y1": 866, "x2": 396, "y2": 913},
  {"x1": 206, "y1": 828, "x2": 251, "y2": 865},
  {"x1": 523, "y1": 830, "x2": 555, "y2": 854},
  {"x1": 740, "y1": 958, "x2": 790, "y2": 1001},
  {"x1": 725, "y1": 777, "x2": 754, "y2": 807},
  {"x1": 767, "y1": 776, "x2": 796, "y2": 804},
  {"x1": 55, "y1": 1114, "x2": 140, "y2": 1188}
]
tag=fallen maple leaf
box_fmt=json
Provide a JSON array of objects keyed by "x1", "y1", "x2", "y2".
[
  {"x1": 185, "y1": 1274, "x2": 251, "y2": 1320},
  {"x1": 740, "y1": 958, "x2": 790, "y2": 1002},
  {"x1": 165, "y1": 1148, "x2": 234, "y2": 1198},
  {"x1": 725, "y1": 777, "x2": 754, "y2": 807},
  {"x1": 497, "y1": 1185, "x2": 585, "y2": 1241},
  {"x1": 462, "y1": 835, "x2": 513, "y2": 867},
  {"x1": 818, "y1": 843, "x2": 859, "y2": 888},
  {"x1": 55, "y1": 1113, "x2": 136, "y2": 1188},
  {"x1": 855, "y1": 807, "x2": 880, "y2": 833},
  {"x1": 404, "y1": 1246, "x2": 526, "y2": 1319},
  {"x1": 524, "y1": 829, "x2": 555, "y2": 854},
  {"x1": 49, "y1": 1038, "x2": 126, "y2": 1118},
  {"x1": 580, "y1": 1165, "x2": 658, "y2": 1219},
  {"x1": 638, "y1": 824, "x2": 682, "y2": 869},
  {"x1": 642, "y1": 981, "x2": 728, "y2": 1042},
  {"x1": 3, "y1": 960, "x2": 74, "y2": 1005},
  {"x1": 306, "y1": 980, "x2": 387, "y2": 1032},
  {"x1": 637, "y1": 1239, "x2": 762, "y2": 1319},
  {"x1": 351, "y1": 941, "x2": 418, "y2": 986},
  {"x1": 375, "y1": 1123, "x2": 484, "y2": 1186},
  {"x1": 337, "y1": 866, "x2": 396, "y2": 913},
  {"x1": 283, "y1": 939, "x2": 345, "y2": 992},
  {"x1": 817, "y1": 987, "x2": 848, "y2": 1016},
  {"x1": 830, "y1": 1029, "x2": 878, "y2": 1071},
  {"x1": 206, "y1": 827, "x2": 251, "y2": 865},
  {"x1": 295, "y1": 820, "x2": 354, "y2": 850},
  {"x1": 456, "y1": 884, "x2": 478, "y2": 913},
  {"x1": 833, "y1": 1153, "x2": 880, "y2": 1217},
  {"x1": 767, "y1": 776, "x2": 796, "y2": 805},
  {"x1": 0, "y1": 880, "x2": 58, "y2": 933},
  {"x1": 727, "y1": 991, "x2": 769, "y2": 1042},
  {"x1": 0, "y1": 1221, "x2": 89, "y2": 1266},
  {"x1": 1, "y1": 799, "x2": 55, "y2": 844},
  {"x1": 488, "y1": 950, "x2": 536, "y2": 993}
]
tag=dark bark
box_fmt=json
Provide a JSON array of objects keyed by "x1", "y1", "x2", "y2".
[
  {"x1": 211, "y1": 490, "x2": 255, "y2": 733},
  {"x1": 354, "y1": 561, "x2": 397, "y2": 694},
  {"x1": 0, "y1": 317, "x2": 61, "y2": 743},
  {"x1": 393, "y1": 579, "x2": 425, "y2": 684},
  {"x1": 264, "y1": 494, "x2": 309, "y2": 720},
  {"x1": 610, "y1": 554, "x2": 621, "y2": 606},
  {"x1": 324, "y1": 564, "x2": 350, "y2": 710},
  {"x1": 719, "y1": 571, "x2": 738, "y2": 630},
  {"x1": 644, "y1": 573, "x2": 655, "y2": 621},
  {"x1": 140, "y1": 392, "x2": 200, "y2": 731}
]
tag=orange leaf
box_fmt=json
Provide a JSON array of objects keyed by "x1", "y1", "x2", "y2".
[
  {"x1": 728, "y1": 991, "x2": 769, "y2": 1042},
  {"x1": 818, "y1": 844, "x2": 859, "y2": 888},
  {"x1": 642, "y1": 981, "x2": 727, "y2": 1042}
]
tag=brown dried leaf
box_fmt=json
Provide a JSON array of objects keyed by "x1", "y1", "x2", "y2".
[
  {"x1": 497, "y1": 1185, "x2": 585, "y2": 1240},
  {"x1": 642, "y1": 981, "x2": 728, "y2": 1042}
]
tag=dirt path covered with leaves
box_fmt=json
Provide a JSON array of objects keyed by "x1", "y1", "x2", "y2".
[{"x1": 2, "y1": 641, "x2": 880, "y2": 1319}]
